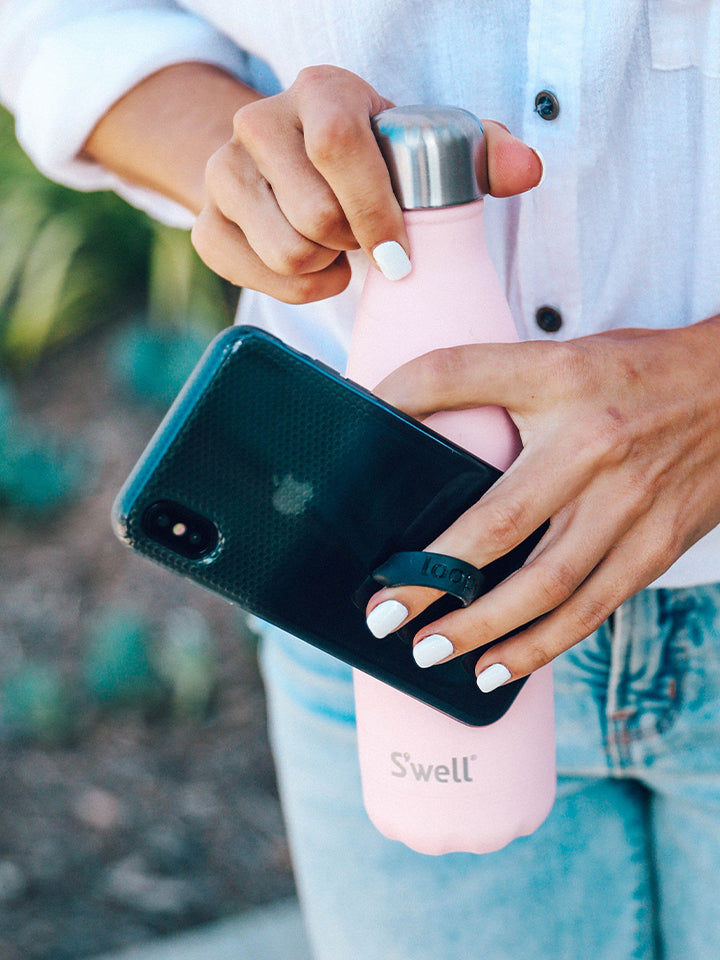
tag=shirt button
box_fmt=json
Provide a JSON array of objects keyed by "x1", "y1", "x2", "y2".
[
  {"x1": 534, "y1": 90, "x2": 560, "y2": 121},
  {"x1": 535, "y1": 306, "x2": 563, "y2": 332}
]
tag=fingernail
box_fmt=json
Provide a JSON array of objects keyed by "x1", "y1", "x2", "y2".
[
  {"x1": 366, "y1": 599, "x2": 409, "y2": 638},
  {"x1": 476, "y1": 663, "x2": 512, "y2": 693},
  {"x1": 372, "y1": 241, "x2": 412, "y2": 281},
  {"x1": 530, "y1": 148, "x2": 545, "y2": 186},
  {"x1": 413, "y1": 634, "x2": 454, "y2": 668}
]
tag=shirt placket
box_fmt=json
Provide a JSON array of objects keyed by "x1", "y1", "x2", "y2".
[{"x1": 513, "y1": 0, "x2": 585, "y2": 341}]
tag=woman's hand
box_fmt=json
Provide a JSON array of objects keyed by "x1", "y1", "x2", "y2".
[
  {"x1": 84, "y1": 61, "x2": 542, "y2": 302},
  {"x1": 367, "y1": 320, "x2": 720, "y2": 691},
  {"x1": 192, "y1": 64, "x2": 543, "y2": 302}
]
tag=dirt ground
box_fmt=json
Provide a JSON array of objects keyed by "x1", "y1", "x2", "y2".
[{"x1": 0, "y1": 322, "x2": 296, "y2": 960}]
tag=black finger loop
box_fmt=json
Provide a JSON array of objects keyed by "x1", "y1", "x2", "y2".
[{"x1": 371, "y1": 551, "x2": 487, "y2": 607}]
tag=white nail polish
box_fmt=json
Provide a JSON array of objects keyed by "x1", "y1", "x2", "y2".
[
  {"x1": 530, "y1": 148, "x2": 546, "y2": 186},
  {"x1": 372, "y1": 241, "x2": 412, "y2": 281},
  {"x1": 476, "y1": 663, "x2": 512, "y2": 693},
  {"x1": 413, "y1": 634, "x2": 454, "y2": 668},
  {"x1": 366, "y1": 600, "x2": 409, "y2": 638}
]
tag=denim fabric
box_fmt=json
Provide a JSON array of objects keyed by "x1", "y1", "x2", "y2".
[{"x1": 258, "y1": 585, "x2": 720, "y2": 960}]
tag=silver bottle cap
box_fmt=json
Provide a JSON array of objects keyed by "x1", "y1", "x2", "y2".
[{"x1": 371, "y1": 105, "x2": 487, "y2": 210}]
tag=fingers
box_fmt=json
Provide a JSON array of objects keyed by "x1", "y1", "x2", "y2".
[
  {"x1": 407, "y1": 479, "x2": 633, "y2": 666},
  {"x1": 193, "y1": 109, "x2": 355, "y2": 302},
  {"x1": 193, "y1": 66, "x2": 411, "y2": 298},
  {"x1": 192, "y1": 66, "x2": 545, "y2": 301},
  {"x1": 192, "y1": 202, "x2": 353, "y2": 304},
  {"x1": 365, "y1": 337, "x2": 657, "y2": 682},
  {"x1": 366, "y1": 478, "x2": 643, "y2": 688},
  {"x1": 373, "y1": 340, "x2": 559, "y2": 421},
  {"x1": 470, "y1": 521, "x2": 665, "y2": 690},
  {"x1": 365, "y1": 440, "x2": 606, "y2": 649},
  {"x1": 368, "y1": 321, "x2": 720, "y2": 694},
  {"x1": 481, "y1": 120, "x2": 545, "y2": 198},
  {"x1": 288, "y1": 67, "x2": 409, "y2": 263}
]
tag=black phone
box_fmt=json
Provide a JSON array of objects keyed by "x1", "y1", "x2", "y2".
[{"x1": 112, "y1": 326, "x2": 543, "y2": 725}]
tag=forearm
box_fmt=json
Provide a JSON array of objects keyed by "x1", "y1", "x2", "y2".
[{"x1": 82, "y1": 62, "x2": 263, "y2": 215}]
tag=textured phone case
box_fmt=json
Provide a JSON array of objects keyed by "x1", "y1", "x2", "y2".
[{"x1": 113, "y1": 326, "x2": 541, "y2": 725}]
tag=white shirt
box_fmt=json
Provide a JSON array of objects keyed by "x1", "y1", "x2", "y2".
[{"x1": 1, "y1": 0, "x2": 719, "y2": 587}]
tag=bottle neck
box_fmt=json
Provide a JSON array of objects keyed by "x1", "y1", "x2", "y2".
[
  {"x1": 401, "y1": 196, "x2": 485, "y2": 229},
  {"x1": 393, "y1": 197, "x2": 489, "y2": 288}
]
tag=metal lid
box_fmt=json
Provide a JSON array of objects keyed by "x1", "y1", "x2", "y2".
[{"x1": 371, "y1": 105, "x2": 487, "y2": 210}]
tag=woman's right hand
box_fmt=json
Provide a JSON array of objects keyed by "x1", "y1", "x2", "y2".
[
  {"x1": 192, "y1": 65, "x2": 405, "y2": 302},
  {"x1": 191, "y1": 64, "x2": 544, "y2": 303}
]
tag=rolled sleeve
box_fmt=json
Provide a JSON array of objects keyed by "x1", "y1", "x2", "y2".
[{"x1": 0, "y1": 2, "x2": 267, "y2": 225}]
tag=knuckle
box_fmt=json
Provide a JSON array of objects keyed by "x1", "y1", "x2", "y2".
[
  {"x1": 414, "y1": 347, "x2": 473, "y2": 401},
  {"x1": 588, "y1": 410, "x2": 633, "y2": 467},
  {"x1": 295, "y1": 63, "x2": 332, "y2": 85},
  {"x1": 480, "y1": 497, "x2": 526, "y2": 549},
  {"x1": 279, "y1": 270, "x2": 343, "y2": 305},
  {"x1": 190, "y1": 211, "x2": 214, "y2": 264},
  {"x1": 277, "y1": 277, "x2": 321, "y2": 305},
  {"x1": 639, "y1": 525, "x2": 681, "y2": 581},
  {"x1": 571, "y1": 597, "x2": 614, "y2": 640},
  {"x1": 535, "y1": 560, "x2": 578, "y2": 610},
  {"x1": 547, "y1": 339, "x2": 590, "y2": 384},
  {"x1": 306, "y1": 111, "x2": 366, "y2": 169},
  {"x1": 456, "y1": 615, "x2": 494, "y2": 654},
  {"x1": 522, "y1": 634, "x2": 556, "y2": 671},
  {"x1": 231, "y1": 99, "x2": 269, "y2": 146},
  {"x1": 297, "y1": 196, "x2": 347, "y2": 245},
  {"x1": 268, "y1": 237, "x2": 321, "y2": 276},
  {"x1": 203, "y1": 147, "x2": 233, "y2": 195},
  {"x1": 623, "y1": 465, "x2": 655, "y2": 509}
]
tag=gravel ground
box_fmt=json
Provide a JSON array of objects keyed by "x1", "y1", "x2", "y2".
[{"x1": 0, "y1": 322, "x2": 296, "y2": 960}]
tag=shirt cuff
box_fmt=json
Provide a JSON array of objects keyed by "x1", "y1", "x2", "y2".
[{"x1": 7, "y1": 8, "x2": 274, "y2": 226}]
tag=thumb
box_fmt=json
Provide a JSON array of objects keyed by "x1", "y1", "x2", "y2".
[
  {"x1": 374, "y1": 342, "x2": 540, "y2": 420},
  {"x1": 480, "y1": 120, "x2": 544, "y2": 198}
]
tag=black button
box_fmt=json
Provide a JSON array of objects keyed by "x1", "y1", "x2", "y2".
[
  {"x1": 534, "y1": 90, "x2": 560, "y2": 121},
  {"x1": 535, "y1": 306, "x2": 562, "y2": 332}
]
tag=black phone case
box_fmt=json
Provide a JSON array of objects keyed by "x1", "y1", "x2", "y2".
[{"x1": 112, "y1": 326, "x2": 543, "y2": 726}]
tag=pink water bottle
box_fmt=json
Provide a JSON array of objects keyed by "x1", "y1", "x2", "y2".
[{"x1": 346, "y1": 106, "x2": 556, "y2": 855}]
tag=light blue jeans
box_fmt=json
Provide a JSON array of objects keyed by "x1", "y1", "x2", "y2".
[{"x1": 259, "y1": 586, "x2": 720, "y2": 960}]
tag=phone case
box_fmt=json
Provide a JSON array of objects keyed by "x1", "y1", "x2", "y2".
[{"x1": 112, "y1": 326, "x2": 543, "y2": 725}]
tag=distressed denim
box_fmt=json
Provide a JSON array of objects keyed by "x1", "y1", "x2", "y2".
[{"x1": 259, "y1": 585, "x2": 720, "y2": 960}]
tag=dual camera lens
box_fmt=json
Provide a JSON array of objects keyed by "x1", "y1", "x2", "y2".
[{"x1": 142, "y1": 500, "x2": 219, "y2": 560}]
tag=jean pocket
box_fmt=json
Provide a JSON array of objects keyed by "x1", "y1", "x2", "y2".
[{"x1": 648, "y1": 0, "x2": 720, "y2": 77}]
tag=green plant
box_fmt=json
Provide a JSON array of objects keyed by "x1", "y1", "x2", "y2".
[{"x1": 0, "y1": 106, "x2": 234, "y2": 366}]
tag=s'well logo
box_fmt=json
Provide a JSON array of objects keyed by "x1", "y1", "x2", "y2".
[{"x1": 391, "y1": 752, "x2": 476, "y2": 783}]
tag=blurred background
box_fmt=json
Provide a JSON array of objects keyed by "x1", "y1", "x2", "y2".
[{"x1": 0, "y1": 105, "x2": 295, "y2": 960}]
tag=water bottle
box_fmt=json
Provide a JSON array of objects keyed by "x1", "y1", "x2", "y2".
[{"x1": 346, "y1": 106, "x2": 556, "y2": 855}]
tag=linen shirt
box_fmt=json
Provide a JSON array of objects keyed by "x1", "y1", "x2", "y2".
[{"x1": 1, "y1": 0, "x2": 719, "y2": 587}]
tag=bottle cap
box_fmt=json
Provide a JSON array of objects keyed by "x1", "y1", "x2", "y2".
[{"x1": 371, "y1": 105, "x2": 487, "y2": 210}]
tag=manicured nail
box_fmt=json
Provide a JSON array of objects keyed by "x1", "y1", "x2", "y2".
[
  {"x1": 413, "y1": 634, "x2": 454, "y2": 668},
  {"x1": 476, "y1": 663, "x2": 512, "y2": 693},
  {"x1": 366, "y1": 600, "x2": 408, "y2": 638},
  {"x1": 372, "y1": 241, "x2": 412, "y2": 281},
  {"x1": 530, "y1": 148, "x2": 546, "y2": 186}
]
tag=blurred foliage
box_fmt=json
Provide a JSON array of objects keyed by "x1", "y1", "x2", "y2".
[
  {"x1": 0, "y1": 370, "x2": 88, "y2": 517},
  {"x1": 0, "y1": 605, "x2": 219, "y2": 743},
  {"x1": 0, "y1": 660, "x2": 76, "y2": 744},
  {"x1": 0, "y1": 105, "x2": 235, "y2": 367},
  {"x1": 0, "y1": 114, "x2": 231, "y2": 740},
  {"x1": 0, "y1": 105, "x2": 237, "y2": 517}
]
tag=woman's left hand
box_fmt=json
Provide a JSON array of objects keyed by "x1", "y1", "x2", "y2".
[{"x1": 366, "y1": 319, "x2": 720, "y2": 691}]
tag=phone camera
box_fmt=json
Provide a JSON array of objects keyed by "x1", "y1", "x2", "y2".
[{"x1": 141, "y1": 500, "x2": 219, "y2": 560}]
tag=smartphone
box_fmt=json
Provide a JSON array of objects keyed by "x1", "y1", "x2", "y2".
[{"x1": 112, "y1": 326, "x2": 543, "y2": 725}]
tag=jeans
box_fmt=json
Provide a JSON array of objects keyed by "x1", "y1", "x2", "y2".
[{"x1": 258, "y1": 586, "x2": 720, "y2": 960}]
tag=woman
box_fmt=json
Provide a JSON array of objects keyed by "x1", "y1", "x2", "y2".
[{"x1": 2, "y1": 3, "x2": 720, "y2": 956}]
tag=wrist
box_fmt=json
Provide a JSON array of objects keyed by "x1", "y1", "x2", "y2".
[{"x1": 83, "y1": 62, "x2": 262, "y2": 214}]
